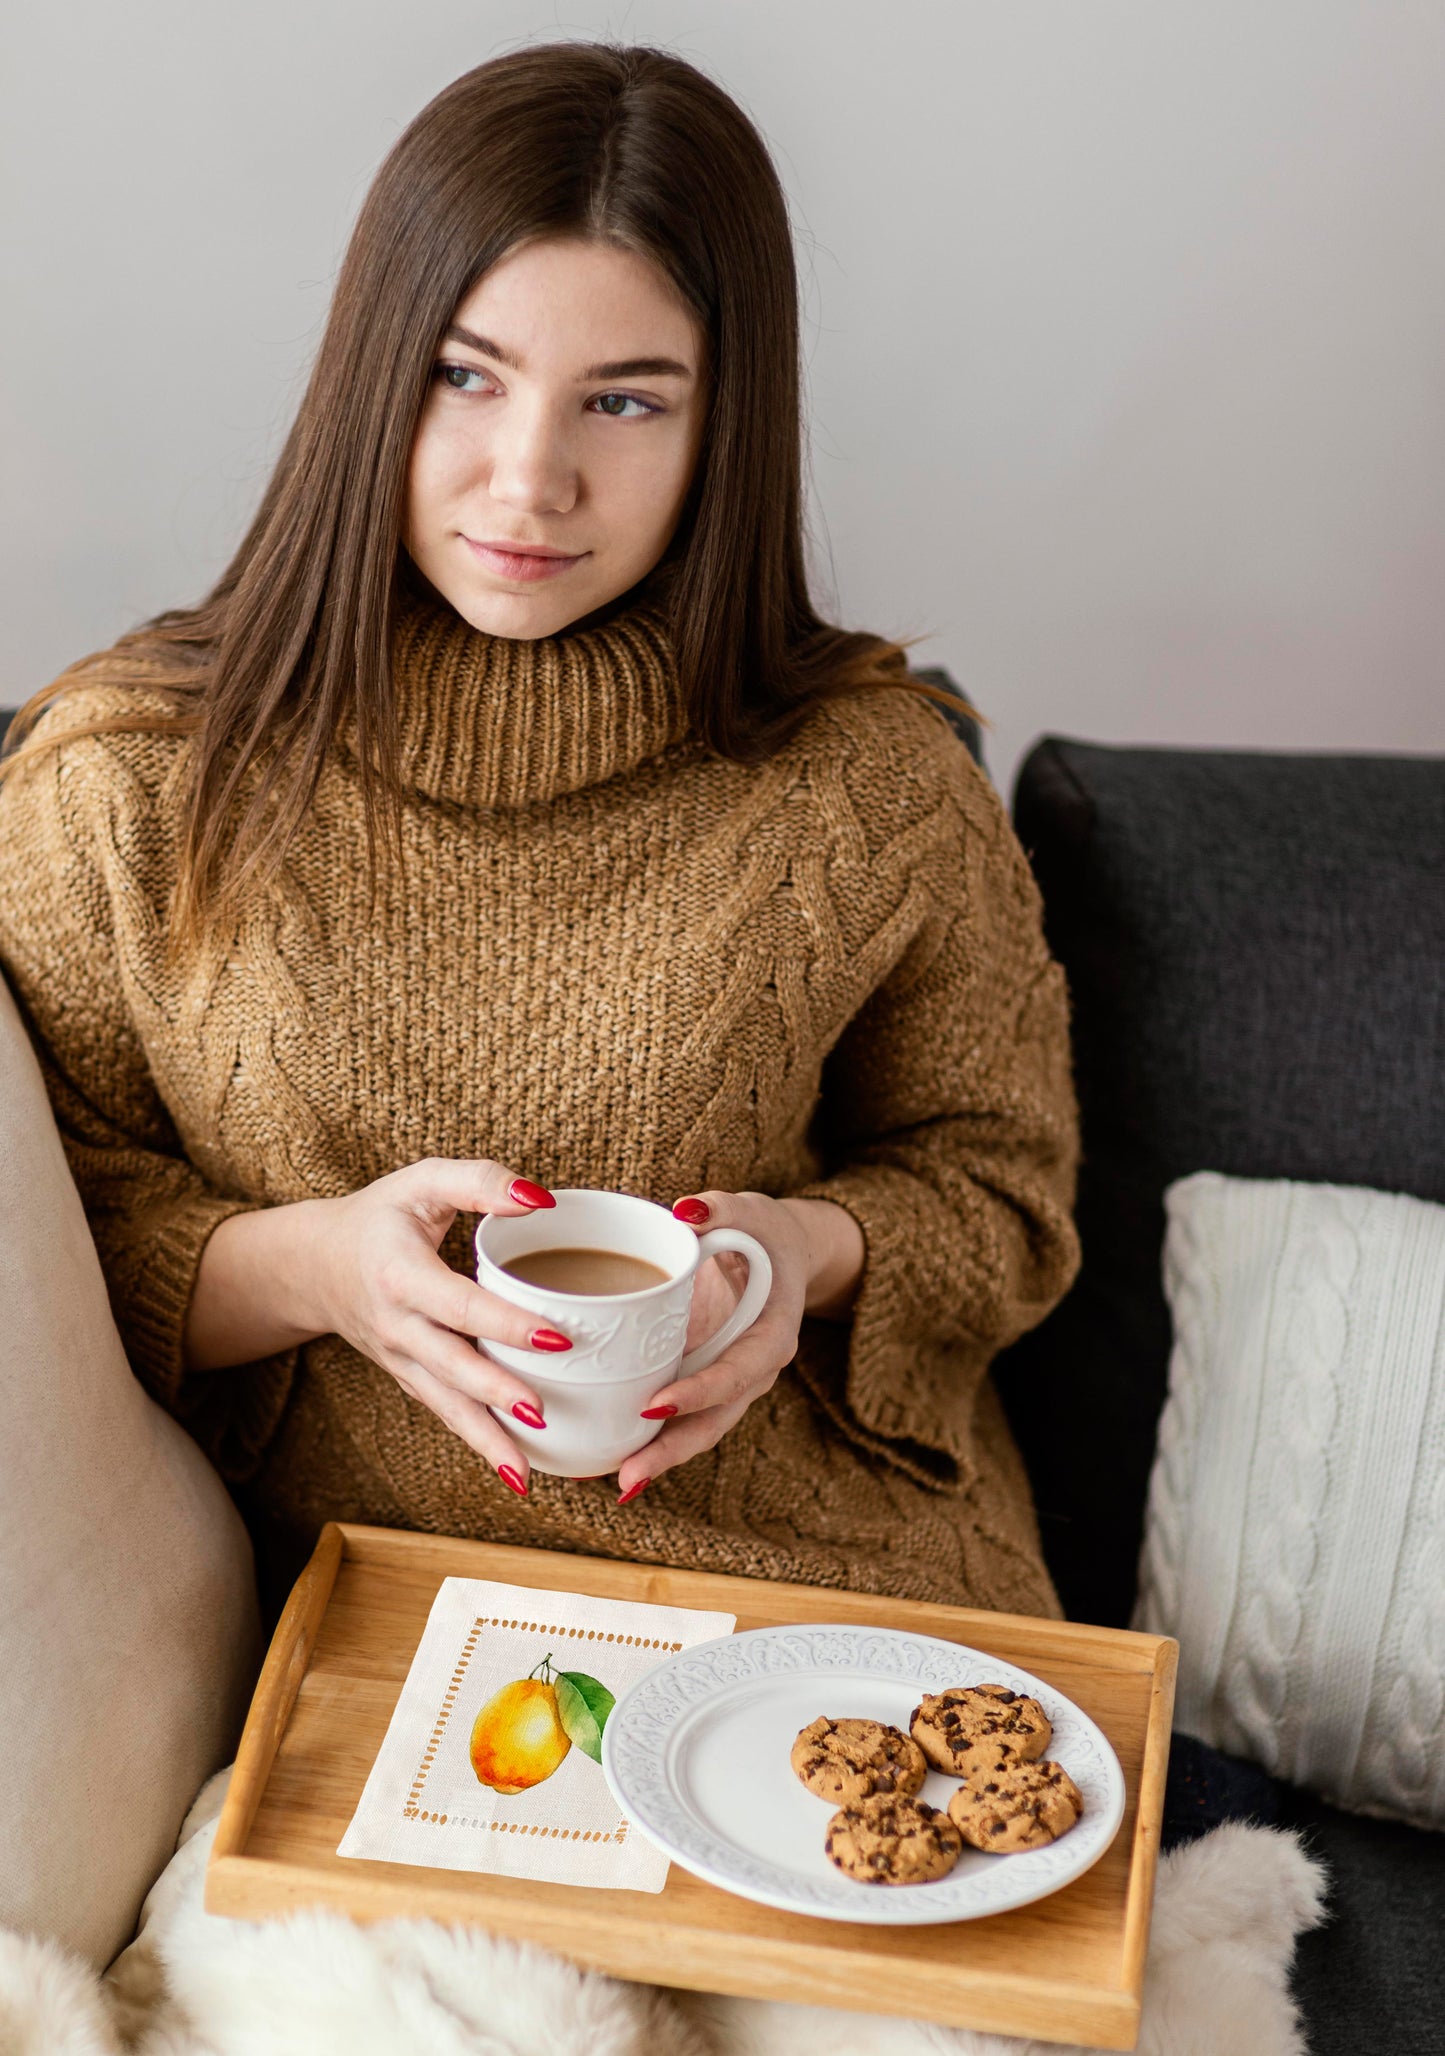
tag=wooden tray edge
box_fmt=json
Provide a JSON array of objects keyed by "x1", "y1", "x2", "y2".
[
  {"x1": 332, "y1": 1523, "x2": 1166, "y2": 1671},
  {"x1": 208, "y1": 1521, "x2": 345, "y2": 1880},
  {"x1": 1118, "y1": 1632, "x2": 1179, "y2": 2010}
]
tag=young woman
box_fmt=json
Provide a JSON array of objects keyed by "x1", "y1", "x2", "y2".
[{"x1": 0, "y1": 44, "x2": 1079, "y2": 1616}]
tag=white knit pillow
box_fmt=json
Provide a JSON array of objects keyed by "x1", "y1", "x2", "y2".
[{"x1": 1135, "y1": 1170, "x2": 1445, "y2": 1830}]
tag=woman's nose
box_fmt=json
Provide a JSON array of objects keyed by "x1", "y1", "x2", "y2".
[{"x1": 486, "y1": 400, "x2": 578, "y2": 517}]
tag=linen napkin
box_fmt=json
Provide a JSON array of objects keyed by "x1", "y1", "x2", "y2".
[{"x1": 337, "y1": 1576, "x2": 734, "y2": 1892}]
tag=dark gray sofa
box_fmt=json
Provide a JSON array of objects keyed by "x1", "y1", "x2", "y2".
[{"x1": 996, "y1": 736, "x2": 1445, "y2": 2052}]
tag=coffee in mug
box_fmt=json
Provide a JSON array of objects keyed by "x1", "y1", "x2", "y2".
[
  {"x1": 498, "y1": 1247, "x2": 671, "y2": 1297},
  {"x1": 475, "y1": 1189, "x2": 772, "y2": 1477}
]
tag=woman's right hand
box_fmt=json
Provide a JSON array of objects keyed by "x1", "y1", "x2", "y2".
[{"x1": 307, "y1": 1157, "x2": 570, "y2": 1495}]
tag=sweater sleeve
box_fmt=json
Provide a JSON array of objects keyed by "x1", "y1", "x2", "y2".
[
  {"x1": 0, "y1": 709, "x2": 297, "y2": 1477},
  {"x1": 785, "y1": 735, "x2": 1081, "y2": 1486}
]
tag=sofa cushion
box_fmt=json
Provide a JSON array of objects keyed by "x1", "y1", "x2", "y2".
[
  {"x1": 996, "y1": 739, "x2": 1445, "y2": 1626},
  {"x1": 1276, "y1": 1780, "x2": 1445, "y2": 2053},
  {"x1": 1138, "y1": 1169, "x2": 1445, "y2": 1830},
  {"x1": 0, "y1": 967, "x2": 261, "y2": 1968}
]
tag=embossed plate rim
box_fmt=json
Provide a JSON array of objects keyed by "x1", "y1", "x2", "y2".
[{"x1": 601, "y1": 1621, "x2": 1126, "y2": 1926}]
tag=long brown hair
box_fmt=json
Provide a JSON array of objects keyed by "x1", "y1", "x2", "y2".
[{"x1": 2, "y1": 43, "x2": 972, "y2": 956}]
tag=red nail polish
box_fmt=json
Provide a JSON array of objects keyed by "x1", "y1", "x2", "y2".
[
  {"x1": 511, "y1": 1402, "x2": 546, "y2": 1430},
  {"x1": 640, "y1": 1403, "x2": 677, "y2": 1420},
  {"x1": 509, "y1": 1178, "x2": 556, "y2": 1210},
  {"x1": 497, "y1": 1464, "x2": 528, "y2": 1497},
  {"x1": 530, "y1": 1328, "x2": 572, "y2": 1352},
  {"x1": 617, "y1": 1478, "x2": 650, "y2": 1505},
  {"x1": 672, "y1": 1197, "x2": 710, "y2": 1225}
]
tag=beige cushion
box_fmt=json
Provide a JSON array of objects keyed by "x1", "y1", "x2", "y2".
[{"x1": 0, "y1": 968, "x2": 261, "y2": 1968}]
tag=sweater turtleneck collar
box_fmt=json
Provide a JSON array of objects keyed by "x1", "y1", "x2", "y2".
[{"x1": 377, "y1": 582, "x2": 692, "y2": 810}]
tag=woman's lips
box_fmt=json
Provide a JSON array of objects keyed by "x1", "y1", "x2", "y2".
[{"x1": 463, "y1": 537, "x2": 587, "y2": 584}]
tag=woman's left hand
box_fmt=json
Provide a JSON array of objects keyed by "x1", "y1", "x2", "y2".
[{"x1": 613, "y1": 1190, "x2": 863, "y2": 1501}]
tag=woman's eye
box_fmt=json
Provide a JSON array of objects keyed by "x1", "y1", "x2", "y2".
[
  {"x1": 590, "y1": 391, "x2": 656, "y2": 419},
  {"x1": 436, "y1": 362, "x2": 489, "y2": 393}
]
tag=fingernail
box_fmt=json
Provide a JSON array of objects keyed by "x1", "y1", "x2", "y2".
[
  {"x1": 530, "y1": 1327, "x2": 572, "y2": 1352},
  {"x1": 497, "y1": 1464, "x2": 528, "y2": 1497},
  {"x1": 511, "y1": 1402, "x2": 546, "y2": 1431},
  {"x1": 640, "y1": 1403, "x2": 677, "y2": 1420},
  {"x1": 509, "y1": 1178, "x2": 556, "y2": 1210},
  {"x1": 617, "y1": 1478, "x2": 650, "y2": 1506},
  {"x1": 672, "y1": 1197, "x2": 710, "y2": 1225}
]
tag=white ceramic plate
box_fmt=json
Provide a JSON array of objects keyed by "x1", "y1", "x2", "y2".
[{"x1": 602, "y1": 1623, "x2": 1126, "y2": 1925}]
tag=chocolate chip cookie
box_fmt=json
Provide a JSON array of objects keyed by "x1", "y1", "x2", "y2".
[
  {"x1": 791, "y1": 1717, "x2": 928, "y2": 1805},
  {"x1": 946, "y1": 1759, "x2": 1084, "y2": 1852},
  {"x1": 824, "y1": 1792, "x2": 964, "y2": 1884},
  {"x1": 909, "y1": 1683, "x2": 1052, "y2": 1777}
]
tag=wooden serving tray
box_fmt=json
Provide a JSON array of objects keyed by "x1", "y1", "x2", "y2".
[{"x1": 208, "y1": 1524, "x2": 1176, "y2": 2050}]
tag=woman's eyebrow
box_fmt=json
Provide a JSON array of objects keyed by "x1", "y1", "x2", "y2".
[{"x1": 442, "y1": 324, "x2": 691, "y2": 383}]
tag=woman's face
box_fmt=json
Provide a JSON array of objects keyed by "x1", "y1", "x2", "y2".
[{"x1": 404, "y1": 237, "x2": 707, "y2": 639}]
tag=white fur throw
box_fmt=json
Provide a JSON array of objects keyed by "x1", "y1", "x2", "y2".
[{"x1": 0, "y1": 1768, "x2": 1325, "y2": 2056}]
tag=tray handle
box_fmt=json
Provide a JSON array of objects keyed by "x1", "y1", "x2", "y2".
[{"x1": 210, "y1": 1521, "x2": 346, "y2": 1865}]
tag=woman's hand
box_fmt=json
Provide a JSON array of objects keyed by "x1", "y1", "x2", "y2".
[
  {"x1": 614, "y1": 1191, "x2": 865, "y2": 1501},
  {"x1": 304, "y1": 1158, "x2": 572, "y2": 1497}
]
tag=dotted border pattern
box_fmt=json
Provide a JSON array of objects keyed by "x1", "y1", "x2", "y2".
[{"x1": 404, "y1": 1616, "x2": 684, "y2": 1841}]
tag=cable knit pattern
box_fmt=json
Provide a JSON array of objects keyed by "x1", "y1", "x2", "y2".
[
  {"x1": 1368, "y1": 1446, "x2": 1445, "y2": 1823},
  {"x1": 0, "y1": 591, "x2": 1079, "y2": 1613},
  {"x1": 1218, "y1": 1185, "x2": 1356, "y2": 1771},
  {"x1": 1136, "y1": 1170, "x2": 1445, "y2": 1830},
  {"x1": 1134, "y1": 1182, "x2": 1213, "y2": 1662}
]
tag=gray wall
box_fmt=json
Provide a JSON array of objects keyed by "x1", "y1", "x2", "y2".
[{"x1": 3, "y1": 1, "x2": 1442, "y2": 793}]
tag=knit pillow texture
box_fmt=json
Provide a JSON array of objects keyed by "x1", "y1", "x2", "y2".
[{"x1": 1135, "y1": 1170, "x2": 1445, "y2": 1831}]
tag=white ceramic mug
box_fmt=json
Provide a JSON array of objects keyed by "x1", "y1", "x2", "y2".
[{"x1": 474, "y1": 1188, "x2": 773, "y2": 1478}]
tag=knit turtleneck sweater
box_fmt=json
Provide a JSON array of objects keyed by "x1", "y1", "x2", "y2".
[{"x1": 0, "y1": 591, "x2": 1080, "y2": 1615}]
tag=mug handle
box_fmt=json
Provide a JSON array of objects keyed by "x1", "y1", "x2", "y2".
[{"x1": 678, "y1": 1228, "x2": 774, "y2": 1377}]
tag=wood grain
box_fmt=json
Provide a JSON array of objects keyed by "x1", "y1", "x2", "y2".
[
  {"x1": 213, "y1": 1521, "x2": 342, "y2": 1864},
  {"x1": 206, "y1": 1524, "x2": 1176, "y2": 2051}
]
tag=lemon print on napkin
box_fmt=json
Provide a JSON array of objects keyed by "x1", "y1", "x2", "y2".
[{"x1": 470, "y1": 1653, "x2": 616, "y2": 1793}]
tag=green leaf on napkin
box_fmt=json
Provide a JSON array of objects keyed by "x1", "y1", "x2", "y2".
[{"x1": 554, "y1": 1670, "x2": 616, "y2": 1763}]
